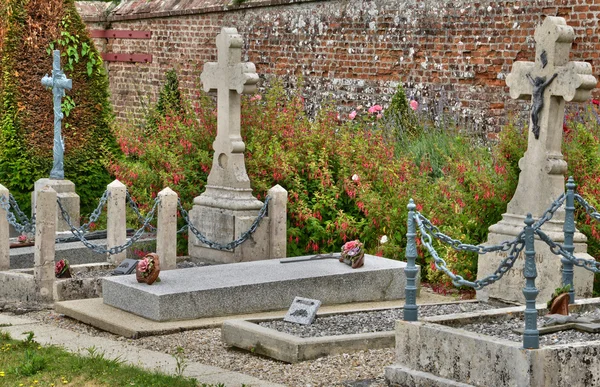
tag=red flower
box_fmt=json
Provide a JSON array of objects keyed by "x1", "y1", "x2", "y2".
[{"x1": 592, "y1": 99, "x2": 600, "y2": 106}]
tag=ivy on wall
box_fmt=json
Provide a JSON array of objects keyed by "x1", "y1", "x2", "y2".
[{"x1": 0, "y1": 0, "x2": 119, "y2": 215}]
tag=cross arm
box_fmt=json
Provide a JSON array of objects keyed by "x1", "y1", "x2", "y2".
[
  {"x1": 233, "y1": 62, "x2": 259, "y2": 94},
  {"x1": 556, "y1": 61, "x2": 597, "y2": 102},
  {"x1": 506, "y1": 61, "x2": 535, "y2": 100}
]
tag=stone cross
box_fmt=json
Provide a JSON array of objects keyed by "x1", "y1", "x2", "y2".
[
  {"x1": 504, "y1": 16, "x2": 596, "y2": 218},
  {"x1": 41, "y1": 50, "x2": 72, "y2": 180},
  {"x1": 200, "y1": 27, "x2": 259, "y2": 191}
]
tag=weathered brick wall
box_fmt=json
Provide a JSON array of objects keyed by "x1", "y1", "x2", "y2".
[{"x1": 76, "y1": 0, "x2": 600, "y2": 137}]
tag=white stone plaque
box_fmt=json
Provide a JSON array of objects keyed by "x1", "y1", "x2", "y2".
[{"x1": 283, "y1": 296, "x2": 321, "y2": 325}]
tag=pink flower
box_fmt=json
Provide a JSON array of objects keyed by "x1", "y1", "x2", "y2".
[
  {"x1": 138, "y1": 258, "x2": 149, "y2": 273},
  {"x1": 410, "y1": 100, "x2": 419, "y2": 111},
  {"x1": 593, "y1": 99, "x2": 600, "y2": 106},
  {"x1": 250, "y1": 94, "x2": 262, "y2": 102},
  {"x1": 368, "y1": 104, "x2": 383, "y2": 114},
  {"x1": 352, "y1": 174, "x2": 360, "y2": 182},
  {"x1": 349, "y1": 110, "x2": 357, "y2": 120},
  {"x1": 376, "y1": 114, "x2": 382, "y2": 120}
]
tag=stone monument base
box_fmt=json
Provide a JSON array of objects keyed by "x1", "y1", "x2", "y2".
[
  {"x1": 477, "y1": 214, "x2": 594, "y2": 304},
  {"x1": 188, "y1": 203, "x2": 270, "y2": 264},
  {"x1": 102, "y1": 255, "x2": 416, "y2": 321},
  {"x1": 32, "y1": 179, "x2": 79, "y2": 233}
]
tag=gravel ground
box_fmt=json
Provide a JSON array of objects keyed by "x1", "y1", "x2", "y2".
[
  {"x1": 260, "y1": 302, "x2": 499, "y2": 338},
  {"x1": 458, "y1": 309, "x2": 600, "y2": 346}
]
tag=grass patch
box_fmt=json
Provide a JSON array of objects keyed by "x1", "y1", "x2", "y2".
[{"x1": 0, "y1": 330, "x2": 225, "y2": 386}]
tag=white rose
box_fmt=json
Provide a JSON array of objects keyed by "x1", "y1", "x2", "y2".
[{"x1": 380, "y1": 235, "x2": 389, "y2": 244}]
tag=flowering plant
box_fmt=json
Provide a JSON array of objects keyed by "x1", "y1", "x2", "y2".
[{"x1": 55, "y1": 259, "x2": 70, "y2": 278}]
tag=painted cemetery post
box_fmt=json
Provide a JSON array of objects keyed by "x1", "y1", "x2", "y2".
[
  {"x1": 34, "y1": 50, "x2": 80, "y2": 232},
  {"x1": 477, "y1": 17, "x2": 597, "y2": 304},
  {"x1": 188, "y1": 27, "x2": 281, "y2": 263}
]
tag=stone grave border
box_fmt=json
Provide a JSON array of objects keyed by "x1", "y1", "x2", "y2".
[
  {"x1": 221, "y1": 300, "x2": 495, "y2": 363},
  {"x1": 385, "y1": 298, "x2": 600, "y2": 387}
]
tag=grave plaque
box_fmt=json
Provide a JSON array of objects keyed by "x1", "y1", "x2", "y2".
[
  {"x1": 112, "y1": 259, "x2": 138, "y2": 275},
  {"x1": 283, "y1": 296, "x2": 321, "y2": 325}
]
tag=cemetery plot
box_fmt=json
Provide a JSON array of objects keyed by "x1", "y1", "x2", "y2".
[
  {"x1": 222, "y1": 301, "x2": 511, "y2": 363},
  {"x1": 386, "y1": 298, "x2": 600, "y2": 387}
]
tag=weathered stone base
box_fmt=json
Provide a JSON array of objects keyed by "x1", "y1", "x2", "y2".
[
  {"x1": 32, "y1": 179, "x2": 80, "y2": 233},
  {"x1": 477, "y1": 214, "x2": 594, "y2": 304},
  {"x1": 187, "y1": 204, "x2": 271, "y2": 264},
  {"x1": 103, "y1": 255, "x2": 416, "y2": 321},
  {"x1": 385, "y1": 299, "x2": 600, "y2": 387}
]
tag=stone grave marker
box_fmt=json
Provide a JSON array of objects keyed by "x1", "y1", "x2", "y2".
[
  {"x1": 34, "y1": 50, "x2": 80, "y2": 232},
  {"x1": 283, "y1": 296, "x2": 321, "y2": 325},
  {"x1": 112, "y1": 258, "x2": 138, "y2": 275},
  {"x1": 188, "y1": 27, "x2": 285, "y2": 263},
  {"x1": 477, "y1": 17, "x2": 597, "y2": 304}
]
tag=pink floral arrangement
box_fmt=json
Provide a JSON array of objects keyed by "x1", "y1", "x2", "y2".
[
  {"x1": 55, "y1": 259, "x2": 70, "y2": 277},
  {"x1": 368, "y1": 104, "x2": 383, "y2": 114},
  {"x1": 341, "y1": 240, "x2": 363, "y2": 259},
  {"x1": 137, "y1": 256, "x2": 155, "y2": 278}
]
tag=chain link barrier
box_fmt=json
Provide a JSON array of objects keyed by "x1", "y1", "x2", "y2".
[
  {"x1": 56, "y1": 190, "x2": 110, "y2": 244},
  {"x1": 57, "y1": 196, "x2": 160, "y2": 255},
  {"x1": 126, "y1": 190, "x2": 157, "y2": 232},
  {"x1": 415, "y1": 213, "x2": 525, "y2": 290},
  {"x1": 574, "y1": 194, "x2": 600, "y2": 222},
  {"x1": 533, "y1": 193, "x2": 565, "y2": 229},
  {"x1": 178, "y1": 196, "x2": 270, "y2": 251},
  {"x1": 0, "y1": 194, "x2": 36, "y2": 234},
  {"x1": 535, "y1": 228, "x2": 600, "y2": 273}
]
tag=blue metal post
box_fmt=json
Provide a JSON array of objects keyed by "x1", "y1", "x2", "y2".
[
  {"x1": 522, "y1": 213, "x2": 539, "y2": 349},
  {"x1": 562, "y1": 176, "x2": 576, "y2": 303},
  {"x1": 404, "y1": 199, "x2": 418, "y2": 321}
]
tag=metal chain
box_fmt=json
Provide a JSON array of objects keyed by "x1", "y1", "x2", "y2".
[
  {"x1": 416, "y1": 213, "x2": 518, "y2": 254},
  {"x1": 574, "y1": 194, "x2": 600, "y2": 222},
  {"x1": 533, "y1": 193, "x2": 566, "y2": 229},
  {"x1": 80, "y1": 189, "x2": 109, "y2": 233},
  {"x1": 415, "y1": 213, "x2": 525, "y2": 290},
  {"x1": 535, "y1": 228, "x2": 600, "y2": 273},
  {"x1": 57, "y1": 196, "x2": 160, "y2": 255},
  {"x1": 0, "y1": 194, "x2": 35, "y2": 234},
  {"x1": 126, "y1": 190, "x2": 157, "y2": 232},
  {"x1": 179, "y1": 196, "x2": 270, "y2": 251}
]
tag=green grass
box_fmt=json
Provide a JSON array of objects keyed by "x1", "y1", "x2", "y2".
[{"x1": 0, "y1": 330, "x2": 227, "y2": 387}]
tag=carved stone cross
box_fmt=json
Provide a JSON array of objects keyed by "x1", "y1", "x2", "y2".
[
  {"x1": 200, "y1": 27, "x2": 259, "y2": 194},
  {"x1": 503, "y1": 16, "x2": 596, "y2": 219},
  {"x1": 41, "y1": 50, "x2": 72, "y2": 180}
]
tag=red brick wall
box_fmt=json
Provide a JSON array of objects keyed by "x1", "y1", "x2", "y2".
[{"x1": 76, "y1": 0, "x2": 600, "y2": 137}]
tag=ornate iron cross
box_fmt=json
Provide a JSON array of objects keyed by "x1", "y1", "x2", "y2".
[
  {"x1": 41, "y1": 50, "x2": 72, "y2": 180},
  {"x1": 200, "y1": 28, "x2": 259, "y2": 191}
]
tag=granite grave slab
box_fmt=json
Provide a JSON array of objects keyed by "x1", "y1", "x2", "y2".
[{"x1": 102, "y1": 254, "x2": 416, "y2": 321}]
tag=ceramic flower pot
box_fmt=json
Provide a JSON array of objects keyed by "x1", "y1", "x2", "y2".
[
  {"x1": 136, "y1": 253, "x2": 161, "y2": 285},
  {"x1": 339, "y1": 251, "x2": 365, "y2": 269},
  {"x1": 549, "y1": 292, "x2": 570, "y2": 315}
]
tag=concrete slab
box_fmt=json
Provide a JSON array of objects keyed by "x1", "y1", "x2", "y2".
[
  {"x1": 9, "y1": 237, "x2": 155, "y2": 269},
  {"x1": 102, "y1": 254, "x2": 415, "y2": 321},
  {"x1": 0, "y1": 315, "x2": 283, "y2": 387},
  {"x1": 56, "y1": 296, "x2": 436, "y2": 338}
]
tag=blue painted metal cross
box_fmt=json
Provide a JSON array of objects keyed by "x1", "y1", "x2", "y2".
[{"x1": 41, "y1": 50, "x2": 72, "y2": 180}]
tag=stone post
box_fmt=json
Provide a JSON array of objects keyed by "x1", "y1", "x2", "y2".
[
  {"x1": 268, "y1": 185, "x2": 287, "y2": 259},
  {"x1": 563, "y1": 177, "x2": 576, "y2": 303},
  {"x1": 0, "y1": 185, "x2": 9, "y2": 271},
  {"x1": 107, "y1": 180, "x2": 126, "y2": 265},
  {"x1": 157, "y1": 187, "x2": 178, "y2": 270},
  {"x1": 403, "y1": 199, "x2": 419, "y2": 322},
  {"x1": 34, "y1": 186, "x2": 56, "y2": 303},
  {"x1": 522, "y1": 214, "x2": 539, "y2": 350}
]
